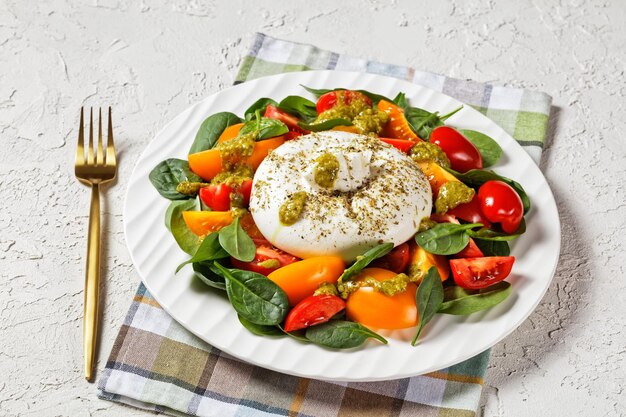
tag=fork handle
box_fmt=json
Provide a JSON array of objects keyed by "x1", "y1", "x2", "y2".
[{"x1": 84, "y1": 183, "x2": 100, "y2": 382}]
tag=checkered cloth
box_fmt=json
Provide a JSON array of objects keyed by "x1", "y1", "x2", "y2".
[{"x1": 98, "y1": 33, "x2": 553, "y2": 416}]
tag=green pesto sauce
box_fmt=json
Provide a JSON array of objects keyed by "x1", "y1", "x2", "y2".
[
  {"x1": 176, "y1": 181, "x2": 209, "y2": 196},
  {"x1": 409, "y1": 141, "x2": 451, "y2": 168},
  {"x1": 338, "y1": 273, "x2": 411, "y2": 299},
  {"x1": 316, "y1": 92, "x2": 371, "y2": 122},
  {"x1": 258, "y1": 259, "x2": 281, "y2": 270},
  {"x1": 418, "y1": 217, "x2": 438, "y2": 232},
  {"x1": 313, "y1": 282, "x2": 339, "y2": 297},
  {"x1": 314, "y1": 152, "x2": 340, "y2": 188},
  {"x1": 353, "y1": 108, "x2": 389, "y2": 135},
  {"x1": 279, "y1": 191, "x2": 308, "y2": 226},
  {"x1": 211, "y1": 164, "x2": 254, "y2": 186},
  {"x1": 407, "y1": 264, "x2": 427, "y2": 283},
  {"x1": 217, "y1": 131, "x2": 256, "y2": 169},
  {"x1": 435, "y1": 181, "x2": 475, "y2": 214}
]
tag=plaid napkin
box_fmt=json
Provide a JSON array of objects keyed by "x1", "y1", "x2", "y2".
[{"x1": 98, "y1": 33, "x2": 552, "y2": 416}]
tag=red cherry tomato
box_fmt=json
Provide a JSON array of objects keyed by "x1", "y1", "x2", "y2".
[
  {"x1": 430, "y1": 126, "x2": 483, "y2": 173},
  {"x1": 231, "y1": 244, "x2": 300, "y2": 276},
  {"x1": 199, "y1": 183, "x2": 232, "y2": 211},
  {"x1": 316, "y1": 90, "x2": 372, "y2": 114},
  {"x1": 264, "y1": 105, "x2": 305, "y2": 132},
  {"x1": 240, "y1": 179, "x2": 252, "y2": 206},
  {"x1": 283, "y1": 295, "x2": 346, "y2": 332},
  {"x1": 450, "y1": 256, "x2": 515, "y2": 289},
  {"x1": 453, "y1": 238, "x2": 484, "y2": 258},
  {"x1": 379, "y1": 138, "x2": 415, "y2": 153},
  {"x1": 478, "y1": 180, "x2": 523, "y2": 234},
  {"x1": 447, "y1": 195, "x2": 491, "y2": 228},
  {"x1": 371, "y1": 243, "x2": 410, "y2": 273}
]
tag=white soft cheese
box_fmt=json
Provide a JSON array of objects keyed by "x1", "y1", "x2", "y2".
[{"x1": 249, "y1": 131, "x2": 432, "y2": 262}]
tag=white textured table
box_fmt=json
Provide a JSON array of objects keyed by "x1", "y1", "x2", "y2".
[{"x1": 1, "y1": 1, "x2": 624, "y2": 416}]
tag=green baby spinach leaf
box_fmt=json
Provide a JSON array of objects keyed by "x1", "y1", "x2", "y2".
[
  {"x1": 474, "y1": 239, "x2": 510, "y2": 256},
  {"x1": 239, "y1": 117, "x2": 289, "y2": 140},
  {"x1": 190, "y1": 112, "x2": 242, "y2": 154},
  {"x1": 339, "y1": 242, "x2": 395, "y2": 283},
  {"x1": 176, "y1": 232, "x2": 229, "y2": 273},
  {"x1": 218, "y1": 217, "x2": 256, "y2": 262},
  {"x1": 244, "y1": 98, "x2": 278, "y2": 121},
  {"x1": 459, "y1": 130, "x2": 503, "y2": 167},
  {"x1": 412, "y1": 267, "x2": 444, "y2": 346},
  {"x1": 392, "y1": 92, "x2": 410, "y2": 112},
  {"x1": 439, "y1": 282, "x2": 511, "y2": 315},
  {"x1": 406, "y1": 106, "x2": 462, "y2": 140},
  {"x1": 447, "y1": 168, "x2": 531, "y2": 214},
  {"x1": 149, "y1": 158, "x2": 202, "y2": 200},
  {"x1": 305, "y1": 320, "x2": 387, "y2": 349},
  {"x1": 467, "y1": 219, "x2": 526, "y2": 241},
  {"x1": 165, "y1": 199, "x2": 201, "y2": 255},
  {"x1": 238, "y1": 315, "x2": 285, "y2": 337},
  {"x1": 278, "y1": 95, "x2": 318, "y2": 122},
  {"x1": 415, "y1": 223, "x2": 482, "y2": 255},
  {"x1": 298, "y1": 118, "x2": 352, "y2": 132},
  {"x1": 192, "y1": 261, "x2": 226, "y2": 290},
  {"x1": 214, "y1": 263, "x2": 289, "y2": 326}
]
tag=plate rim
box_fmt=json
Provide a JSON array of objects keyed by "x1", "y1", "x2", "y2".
[{"x1": 123, "y1": 69, "x2": 561, "y2": 381}]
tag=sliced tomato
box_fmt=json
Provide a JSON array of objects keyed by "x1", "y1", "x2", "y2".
[
  {"x1": 447, "y1": 195, "x2": 491, "y2": 228},
  {"x1": 240, "y1": 179, "x2": 252, "y2": 206},
  {"x1": 430, "y1": 126, "x2": 482, "y2": 173},
  {"x1": 379, "y1": 138, "x2": 415, "y2": 153},
  {"x1": 316, "y1": 90, "x2": 372, "y2": 114},
  {"x1": 284, "y1": 131, "x2": 302, "y2": 140},
  {"x1": 478, "y1": 181, "x2": 523, "y2": 234},
  {"x1": 199, "y1": 184, "x2": 232, "y2": 211},
  {"x1": 283, "y1": 295, "x2": 346, "y2": 332},
  {"x1": 371, "y1": 243, "x2": 410, "y2": 273},
  {"x1": 264, "y1": 105, "x2": 304, "y2": 132},
  {"x1": 453, "y1": 238, "x2": 484, "y2": 258},
  {"x1": 450, "y1": 256, "x2": 515, "y2": 290},
  {"x1": 377, "y1": 99, "x2": 420, "y2": 141},
  {"x1": 231, "y1": 245, "x2": 300, "y2": 276}
]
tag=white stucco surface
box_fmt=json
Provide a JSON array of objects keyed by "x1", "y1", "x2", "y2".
[{"x1": 1, "y1": 1, "x2": 624, "y2": 416}]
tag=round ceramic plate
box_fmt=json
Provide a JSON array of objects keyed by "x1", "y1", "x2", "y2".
[{"x1": 124, "y1": 70, "x2": 560, "y2": 382}]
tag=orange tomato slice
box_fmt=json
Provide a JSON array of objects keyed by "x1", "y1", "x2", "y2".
[
  {"x1": 416, "y1": 161, "x2": 460, "y2": 196},
  {"x1": 217, "y1": 123, "x2": 244, "y2": 144},
  {"x1": 182, "y1": 210, "x2": 233, "y2": 236},
  {"x1": 407, "y1": 241, "x2": 450, "y2": 282},
  {"x1": 346, "y1": 268, "x2": 418, "y2": 329},
  {"x1": 377, "y1": 99, "x2": 420, "y2": 141}
]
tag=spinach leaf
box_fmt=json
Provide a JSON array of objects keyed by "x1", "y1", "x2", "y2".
[
  {"x1": 474, "y1": 239, "x2": 510, "y2": 256},
  {"x1": 239, "y1": 117, "x2": 289, "y2": 140},
  {"x1": 176, "y1": 232, "x2": 229, "y2": 273},
  {"x1": 301, "y1": 85, "x2": 392, "y2": 105},
  {"x1": 238, "y1": 315, "x2": 285, "y2": 336},
  {"x1": 439, "y1": 282, "x2": 511, "y2": 315},
  {"x1": 305, "y1": 320, "x2": 387, "y2": 349},
  {"x1": 447, "y1": 168, "x2": 531, "y2": 214},
  {"x1": 467, "y1": 218, "x2": 526, "y2": 241},
  {"x1": 299, "y1": 118, "x2": 352, "y2": 132},
  {"x1": 165, "y1": 199, "x2": 201, "y2": 255},
  {"x1": 459, "y1": 130, "x2": 503, "y2": 167},
  {"x1": 278, "y1": 95, "x2": 317, "y2": 122},
  {"x1": 392, "y1": 92, "x2": 410, "y2": 112},
  {"x1": 190, "y1": 112, "x2": 242, "y2": 154},
  {"x1": 149, "y1": 159, "x2": 202, "y2": 200},
  {"x1": 339, "y1": 242, "x2": 394, "y2": 283},
  {"x1": 192, "y1": 261, "x2": 226, "y2": 290},
  {"x1": 415, "y1": 223, "x2": 482, "y2": 255},
  {"x1": 218, "y1": 217, "x2": 256, "y2": 262},
  {"x1": 244, "y1": 98, "x2": 277, "y2": 121},
  {"x1": 405, "y1": 106, "x2": 462, "y2": 140},
  {"x1": 411, "y1": 267, "x2": 444, "y2": 346},
  {"x1": 214, "y1": 263, "x2": 289, "y2": 326}
]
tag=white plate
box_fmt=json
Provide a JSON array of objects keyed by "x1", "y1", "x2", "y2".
[{"x1": 124, "y1": 70, "x2": 560, "y2": 382}]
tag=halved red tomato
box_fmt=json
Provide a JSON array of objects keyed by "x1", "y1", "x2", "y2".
[
  {"x1": 379, "y1": 138, "x2": 415, "y2": 153},
  {"x1": 450, "y1": 256, "x2": 515, "y2": 290},
  {"x1": 447, "y1": 195, "x2": 491, "y2": 228},
  {"x1": 283, "y1": 295, "x2": 346, "y2": 332},
  {"x1": 430, "y1": 126, "x2": 482, "y2": 173},
  {"x1": 316, "y1": 90, "x2": 372, "y2": 114},
  {"x1": 199, "y1": 183, "x2": 232, "y2": 211},
  {"x1": 231, "y1": 244, "x2": 300, "y2": 275},
  {"x1": 453, "y1": 238, "x2": 484, "y2": 258},
  {"x1": 371, "y1": 243, "x2": 410, "y2": 273},
  {"x1": 264, "y1": 105, "x2": 304, "y2": 132}
]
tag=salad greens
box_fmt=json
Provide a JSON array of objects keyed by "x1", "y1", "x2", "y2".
[
  {"x1": 305, "y1": 320, "x2": 388, "y2": 348},
  {"x1": 338, "y1": 242, "x2": 394, "y2": 283},
  {"x1": 439, "y1": 282, "x2": 511, "y2": 315},
  {"x1": 165, "y1": 199, "x2": 201, "y2": 255},
  {"x1": 415, "y1": 223, "x2": 482, "y2": 255},
  {"x1": 190, "y1": 112, "x2": 242, "y2": 154},
  {"x1": 411, "y1": 267, "x2": 444, "y2": 345},
  {"x1": 150, "y1": 159, "x2": 202, "y2": 200},
  {"x1": 460, "y1": 129, "x2": 503, "y2": 167},
  {"x1": 218, "y1": 217, "x2": 256, "y2": 262}
]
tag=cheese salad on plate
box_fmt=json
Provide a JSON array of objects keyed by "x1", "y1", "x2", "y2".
[{"x1": 149, "y1": 87, "x2": 530, "y2": 349}]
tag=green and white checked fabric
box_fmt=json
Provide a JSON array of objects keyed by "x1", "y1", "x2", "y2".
[{"x1": 98, "y1": 33, "x2": 553, "y2": 416}]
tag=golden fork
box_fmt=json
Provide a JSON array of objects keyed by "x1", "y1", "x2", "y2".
[{"x1": 74, "y1": 107, "x2": 117, "y2": 382}]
